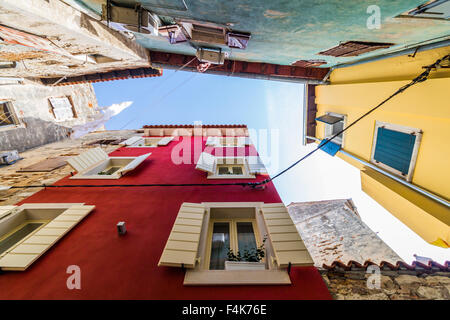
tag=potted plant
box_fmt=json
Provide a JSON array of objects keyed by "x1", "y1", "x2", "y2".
[{"x1": 225, "y1": 237, "x2": 267, "y2": 271}]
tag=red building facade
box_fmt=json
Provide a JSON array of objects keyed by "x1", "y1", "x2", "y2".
[{"x1": 0, "y1": 125, "x2": 331, "y2": 299}]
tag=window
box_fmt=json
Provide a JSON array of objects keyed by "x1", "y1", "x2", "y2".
[
  {"x1": 0, "y1": 222, "x2": 45, "y2": 256},
  {"x1": 207, "y1": 219, "x2": 259, "y2": 270},
  {"x1": 67, "y1": 147, "x2": 151, "y2": 179},
  {"x1": 87, "y1": 139, "x2": 125, "y2": 146},
  {"x1": 0, "y1": 61, "x2": 16, "y2": 69},
  {"x1": 158, "y1": 202, "x2": 314, "y2": 286},
  {"x1": 370, "y1": 121, "x2": 422, "y2": 182},
  {"x1": 220, "y1": 137, "x2": 239, "y2": 147},
  {"x1": 0, "y1": 101, "x2": 19, "y2": 128},
  {"x1": 159, "y1": 25, "x2": 188, "y2": 44},
  {"x1": 140, "y1": 138, "x2": 160, "y2": 147},
  {"x1": 208, "y1": 222, "x2": 230, "y2": 270},
  {"x1": 217, "y1": 162, "x2": 244, "y2": 176},
  {"x1": 316, "y1": 112, "x2": 346, "y2": 146},
  {"x1": 205, "y1": 136, "x2": 250, "y2": 147},
  {"x1": 212, "y1": 158, "x2": 250, "y2": 179},
  {"x1": 48, "y1": 96, "x2": 76, "y2": 122},
  {"x1": 0, "y1": 203, "x2": 95, "y2": 271},
  {"x1": 226, "y1": 31, "x2": 251, "y2": 49},
  {"x1": 196, "y1": 154, "x2": 257, "y2": 179},
  {"x1": 122, "y1": 136, "x2": 174, "y2": 147},
  {"x1": 400, "y1": 0, "x2": 450, "y2": 20}
]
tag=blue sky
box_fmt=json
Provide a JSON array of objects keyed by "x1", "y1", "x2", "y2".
[{"x1": 93, "y1": 69, "x2": 448, "y2": 264}]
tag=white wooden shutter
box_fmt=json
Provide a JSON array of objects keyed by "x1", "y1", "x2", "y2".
[
  {"x1": 67, "y1": 148, "x2": 108, "y2": 172},
  {"x1": 206, "y1": 136, "x2": 220, "y2": 146},
  {"x1": 158, "y1": 203, "x2": 205, "y2": 268},
  {"x1": 49, "y1": 97, "x2": 74, "y2": 122},
  {"x1": 261, "y1": 203, "x2": 313, "y2": 267},
  {"x1": 122, "y1": 136, "x2": 144, "y2": 146},
  {"x1": 0, "y1": 205, "x2": 95, "y2": 271},
  {"x1": 0, "y1": 205, "x2": 16, "y2": 220},
  {"x1": 246, "y1": 156, "x2": 267, "y2": 174},
  {"x1": 237, "y1": 137, "x2": 251, "y2": 146},
  {"x1": 117, "y1": 153, "x2": 151, "y2": 175},
  {"x1": 195, "y1": 152, "x2": 216, "y2": 173},
  {"x1": 157, "y1": 137, "x2": 174, "y2": 146}
]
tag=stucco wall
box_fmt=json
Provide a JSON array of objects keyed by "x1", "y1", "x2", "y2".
[
  {"x1": 314, "y1": 47, "x2": 450, "y2": 247},
  {"x1": 0, "y1": 135, "x2": 331, "y2": 299},
  {"x1": 0, "y1": 83, "x2": 99, "y2": 152}
]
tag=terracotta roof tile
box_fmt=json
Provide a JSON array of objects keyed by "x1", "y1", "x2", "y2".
[
  {"x1": 40, "y1": 67, "x2": 162, "y2": 86},
  {"x1": 323, "y1": 260, "x2": 450, "y2": 273}
]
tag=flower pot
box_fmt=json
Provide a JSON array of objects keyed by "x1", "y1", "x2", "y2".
[{"x1": 224, "y1": 261, "x2": 266, "y2": 271}]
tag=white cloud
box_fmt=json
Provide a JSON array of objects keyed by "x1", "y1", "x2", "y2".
[{"x1": 71, "y1": 101, "x2": 133, "y2": 139}]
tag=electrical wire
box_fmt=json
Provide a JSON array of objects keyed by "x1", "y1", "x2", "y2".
[
  {"x1": 148, "y1": 56, "x2": 197, "y2": 92},
  {"x1": 251, "y1": 53, "x2": 450, "y2": 187},
  {"x1": 119, "y1": 71, "x2": 198, "y2": 130},
  {"x1": 7, "y1": 54, "x2": 449, "y2": 191},
  {"x1": 118, "y1": 56, "x2": 197, "y2": 130}
]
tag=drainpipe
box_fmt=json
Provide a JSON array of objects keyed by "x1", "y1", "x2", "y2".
[
  {"x1": 305, "y1": 136, "x2": 450, "y2": 208},
  {"x1": 301, "y1": 85, "x2": 308, "y2": 146}
]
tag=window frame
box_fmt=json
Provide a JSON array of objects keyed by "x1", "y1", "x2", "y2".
[
  {"x1": 370, "y1": 121, "x2": 422, "y2": 182},
  {"x1": 128, "y1": 137, "x2": 162, "y2": 148},
  {"x1": 206, "y1": 136, "x2": 250, "y2": 148},
  {"x1": 0, "y1": 203, "x2": 95, "y2": 271},
  {"x1": 400, "y1": 0, "x2": 450, "y2": 20},
  {"x1": 0, "y1": 220, "x2": 49, "y2": 258},
  {"x1": 323, "y1": 112, "x2": 346, "y2": 146},
  {"x1": 124, "y1": 136, "x2": 174, "y2": 148},
  {"x1": 0, "y1": 101, "x2": 21, "y2": 130},
  {"x1": 68, "y1": 148, "x2": 151, "y2": 180},
  {"x1": 204, "y1": 218, "x2": 262, "y2": 270},
  {"x1": 69, "y1": 156, "x2": 149, "y2": 180},
  {"x1": 218, "y1": 137, "x2": 240, "y2": 147},
  {"x1": 182, "y1": 202, "x2": 292, "y2": 286},
  {"x1": 207, "y1": 157, "x2": 255, "y2": 179}
]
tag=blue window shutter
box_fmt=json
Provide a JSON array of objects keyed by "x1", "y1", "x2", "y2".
[
  {"x1": 318, "y1": 139, "x2": 341, "y2": 156},
  {"x1": 373, "y1": 127, "x2": 416, "y2": 174}
]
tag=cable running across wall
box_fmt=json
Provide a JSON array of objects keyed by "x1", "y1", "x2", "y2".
[{"x1": 7, "y1": 54, "x2": 450, "y2": 199}]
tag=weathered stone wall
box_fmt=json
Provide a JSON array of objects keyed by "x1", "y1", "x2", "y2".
[
  {"x1": 320, "y1": 271, "x2": 450, "y2": 300},
  {"x1": 0, "y1": 0, "x2": 149, "y2": 79},
  {"x1": 288, "y1": 200, "x2": 402, "y2": 266},
  {"x1": 0, "y1": 82, "x2": 99, "y2": 152},
  {"x1": 0, "y1": 129, "x2": 138, "y2": 205}
]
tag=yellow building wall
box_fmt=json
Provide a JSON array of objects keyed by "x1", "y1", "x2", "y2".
[
  {"x1": 315, "y1": 46, "x2": 450, "y2": 246},
  {"x1": 361, "y1": 168, "x2": 449, "y2": 247}
]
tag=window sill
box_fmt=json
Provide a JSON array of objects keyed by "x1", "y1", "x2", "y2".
[
  {"x1": 324, "y1": 135, "x2": 343, "y2": 146},
  {"x1": 184, "y1": 269, "x2": 291, "y2": 286},
  {"x1": 69, "y1": 174, "x2": 122, "y2": 179},
  {"x1": 0, "y1": 124, "x2": 24, "y2": 132},
  {"x1": 207, "y1": 174, "x2": 255, "y2": 179}
]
